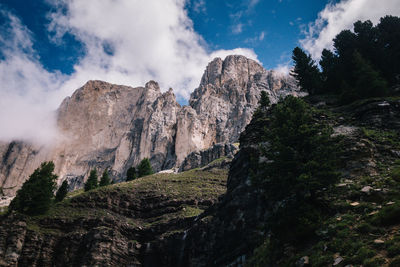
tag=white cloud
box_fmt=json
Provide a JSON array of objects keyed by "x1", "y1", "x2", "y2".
[
  {"x1": 248, "y1": 0, "x2": 260, "y2": 10},
  {"x1": 300, "y1": 0, "x2": 400, "y2": 59},
  {"x1": 0, "y1": 11, "x2": 66, "y2": 144},
  {"x1": 244, "y1": 31, "x2": 266, "y2": 44},
  {"x1": 0, "y1": 0, "x2": 258, "y2": 144},
  {"x1": 192, "y1": 0, "x2": 206, "y2": 14},
  {"x1": 232, "y1": 23, "x2": 244, "y2": 34},
  {"x1": 259, "y1": 31, "x2": 265, "y2": 41},
  {"x1": 274, "y1": 63, "x2": 291, "y2": 75}
]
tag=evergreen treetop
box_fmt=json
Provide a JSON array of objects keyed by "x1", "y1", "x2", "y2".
[
  {"x1": 137, "y1": 158, "x2": 154, "y2": 178},
  {"x1": 99, "y1": 169, "x2": 111, "y2": 187},
  {"x1": 55, "y1": 180, "x2": 69, "y2": 203},
  {"x1": 84, "y1": 169, "x2": 98, "y2": 191},
  {"x1": 126, "y1": 166, "x2": 137, "y2": 181},
  {"x1": 9, "y1": 161, "x2": 58, "y2": 215}
]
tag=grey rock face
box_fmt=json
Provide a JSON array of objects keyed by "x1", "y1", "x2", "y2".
[
  {"x1": 179, "y1": 143, "x2": 238, "y2": 172},
  {"x1": 0, "y1": 55, "x2": 300, "y2": 197}
]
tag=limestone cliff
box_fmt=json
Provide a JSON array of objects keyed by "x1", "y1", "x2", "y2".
[{"x1": 0, "y1": 55, "x2": 300, "y2": 198}]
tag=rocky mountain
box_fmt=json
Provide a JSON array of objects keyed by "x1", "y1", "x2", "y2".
[
  {"x1": 1, "y1": 95, "x2": 399, "y2": 266},
  {"x1": 0, "y1": 55, "x2": 300, "y2": 200}
]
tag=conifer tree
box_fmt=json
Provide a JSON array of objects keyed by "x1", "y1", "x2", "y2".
[
  {"x1": 99, "y1": 169, "x2": 111, "y2": 187},
  {"x1": 137, "y1": 158, "x2": 154, "y2": 178},
  {"x1": 352, "y1": 51, "x2": 388, "y2": 99},
  {"x1": 126, "y1": 166, "x2": 137, "y2": 181},
  {"x1": 84, "y1": 169, "x2": 98, "y2": 191},
  {"x1": 259, "y1": 90, "x2": 270, "y2": 109},
  {"x1": 291, "y1": 47, "x2": 322, "y2": 95},
  {"x1": 9, "y1": 161, "x2": 57, "y2": 215},
  {"x1": 55, "y1": 180, "x2": 69, "y2": 202}
]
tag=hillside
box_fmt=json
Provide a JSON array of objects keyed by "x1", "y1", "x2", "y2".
[
  {"x1": 1, "y1": 95, "x2": 399, "y2": 266},
  {"x1": 0, "y1": 167, "x2": 228, "y2": 266}
]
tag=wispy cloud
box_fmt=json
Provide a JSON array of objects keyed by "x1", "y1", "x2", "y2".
[
  {"x1": 232, "y1": 23, "x2": 244, "y2": 34},
  {"x1": 192, "y1": 0, "x2": 206, "y2": 14},
  {"x1": 300, "y1": 0, "x2": 400, "y2": 59},
  {"x1": 0, "y1": 10, "x2": 65, "y2": 144},
  {"x1": 248, "y1": 0, "x2": 260, "y2": 11},
  {"x1": 244, "y1": 31, "x2": 266, "y2": 44}
]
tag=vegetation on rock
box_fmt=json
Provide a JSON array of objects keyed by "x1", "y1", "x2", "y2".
[
  {"x1": 84, "y1": 169, "x2": 98, "y2": 191},
  {"x1": 137, "y1": 158, "x2": 154, "y2": 177},
  {"x1": 292, "y1": 15, "x2": 400, "y2": 102},
  {"x1": 249, "y1": 96, "x2": 342, "y2": 263},
  {"x1": 9, "y1": 162, "x2": 57, "y2": 216},
  {"x1": 55, "y1": 180, "x2": 68, "y2": 202},
  {"x1": 99, "y1": 169, "x2": 111, "y2": 187},
  {"x1": 126, "y1": 166, "x2": 137, "y2": 181}
]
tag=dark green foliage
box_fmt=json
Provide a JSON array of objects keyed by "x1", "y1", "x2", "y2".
[
  {"x1": 9, "y1": 162, "x2": 57, "y2": 215},
  {"x1": 259, "y1": 90, "x2": 270, "y2": 109},
  {"x1": 253, "y1": 91, "x2": 271, "y2": 120},
  {"x1": 377, "y1": 16, "x2": 400, "y2": 85},
  {"x1": 370, "y1": 203, "x2": 400, "y2": 226},
  {"x1": 391, "y1": 166, "x2": 400, "y2": 182},
  {"x1": 99, "y1": 169, "x2": 111, "y2": 187},
  {"x1": 251, "y1": 96, "x2": 341, "y2": 260},
  {"x1": 319, "y1": 49, "x2": 339, "y2": 92},
  {"x1": 352, "y1": 51, "x2": 388, "y2": 98},
  {"x1": 126, "y1": 166, "x2": 137, "y2": 181},
  {"x1": 137, "y1": 158, "x2": 153, "y2": 178},
  {"x1": 256, "y1": 96, "x2": 340, "y2": 202},
  {"x1": 296, "y1": 16, "x2": 400, "y2": 101},
  {"x1": 387, "y1": 243, "x2": 400, "y2": 258},
  {"x1": 55, "y1": 180, "x2": 68, "y2": 203},
  {"x1": 84, "y1": 169, "x2": 98, "y2": 191},
  {"x1": 291, "y1": 47, "x2": 322, "y2": 95}
]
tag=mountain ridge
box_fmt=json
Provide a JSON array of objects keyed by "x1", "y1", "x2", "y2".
[{"x1": 0, "y1": 55, "x2": 300, "y2": 200}]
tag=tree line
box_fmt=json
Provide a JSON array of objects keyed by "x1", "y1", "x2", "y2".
[
  {"x1": 292, "y1": 15, "x2": 400, "y2": 103},
  {"x1": 8, "y1": 158, "x2": 154, "y2": 216}
]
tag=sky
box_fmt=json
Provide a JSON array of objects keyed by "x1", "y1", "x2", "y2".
[{"x1": 0, "y1": 0, "x2": 399, "y2": 144}]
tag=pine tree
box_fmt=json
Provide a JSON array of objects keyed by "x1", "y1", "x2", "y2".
[
  {"x1": 99, "y1": 169, "x2": 111, "y2": 187},
  {"x1": 137, "y1": 158, "x2": 154, "y2": 178},
  {"x1": 353, "y1": 51, "x2": 388, "y2": 98},
  {"x1": 253, "y1": 96, "x2": 341, "y2": 243},
  {"x1": 291, "y1": 47, "x2": 322, "y2": 95},
  {"x1": 9, "y1": 161, "x2": 57, "y2": 215},
  {"x1": 84, "y1": 169, "x2": 98, "y2": 191},
  {"x1": 55, "y1": 180, "x2": 68, "y2": 202},
  {"x1": 259, "y1": 90, "x2": 270, "y2": 109},
  {"x1": 126, "y1": 166, "x2": 137, "y2": 181},
  {"x1": 319, "y1": 49, "x2": 340, "y2": 93}
]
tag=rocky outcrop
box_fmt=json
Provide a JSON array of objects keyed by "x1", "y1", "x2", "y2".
[
  {"x1": 0, "y1": 55, "x2": 300, "y2": 198},
  {"x1": 0, "y1": 169, "x2": 228, "y2": 266},
  {"x1": 177, "y1": 95, "x2": 400, "y2": 266},
  {"x1": 178, "y1": 143, "x2": 238, "y2": 172}
]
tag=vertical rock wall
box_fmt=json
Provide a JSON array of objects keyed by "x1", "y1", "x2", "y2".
[{"x1": 0, "y1": 55, "x2": 300, "y2": 197}]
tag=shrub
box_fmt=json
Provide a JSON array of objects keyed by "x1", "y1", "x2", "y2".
[
  {"x1": 55, "y1": 180, "x2": 69, "y2": 202},
  {"x1": 371, "y1": 203, "x2": 400, "y2": 226},
  {"x1": 390, "y1": 256, "x2": 400, "y2": 267},
  {"x1": 137, "y1": 158, "x2": 154, "y2": 178},
  {"x1": 84, "y1": 169, "x2": 98, "y2": 191},
  {"x1": 391, "y1": 166, "x2": 400, "y2": 182},
  {"x1": 126, "y1": 166, "x2": 137, "y2": 181},
  {"x1": 99, "y1": 169, "x2": 111, "y2": 187}
]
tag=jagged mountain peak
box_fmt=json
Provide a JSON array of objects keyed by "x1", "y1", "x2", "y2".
[{"x1": 0, "y1": 55, "x2": 299, "y2": 198}]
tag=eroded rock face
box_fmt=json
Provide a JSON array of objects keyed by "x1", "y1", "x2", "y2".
[
  {"x1": 0, "y1": 55, "x2": 300, "y2": 197},
  {"x1": 178, "y1": 143, "x2": 238, "y2": 172}
]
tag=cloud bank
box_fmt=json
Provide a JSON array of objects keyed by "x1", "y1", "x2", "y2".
[
  {"x1": 300, "y1": 0, "x2": 400, "y2": 59},
  {"x1": 0, "y1": 0, "x2": 257, "y2": 144},
  {"x1": 0, "y1": 11, "x2": 66, "y2": 144}
]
